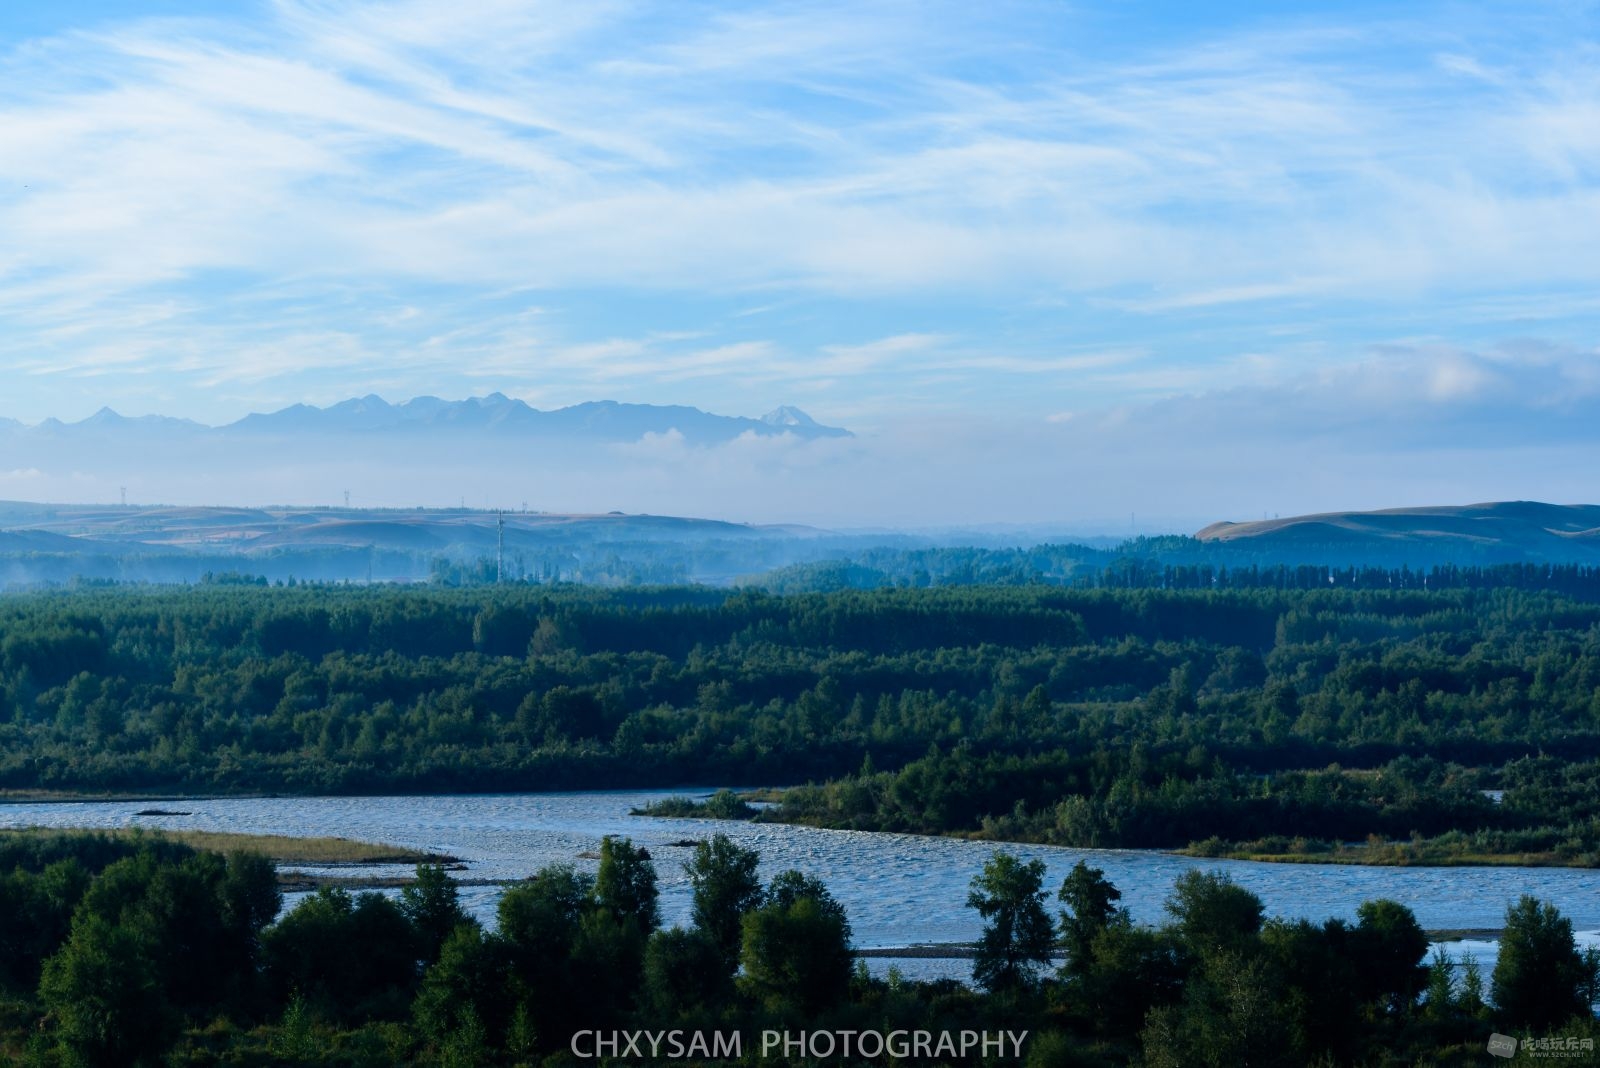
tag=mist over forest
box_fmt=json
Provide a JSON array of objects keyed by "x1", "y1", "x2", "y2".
[{"x1": 2, "y1": 495, "x2": 1599, "y2": 592}]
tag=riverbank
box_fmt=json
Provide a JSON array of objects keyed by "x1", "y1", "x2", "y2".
[
  {"x1": 0, "y1": 825, "x2": 458, "y2": 867},
  {"x1": 1175, "y1": 835, "x2": 1599, "y2": 869},
  {"x1": 15, "y1": 783, "x2": 1593, "y2": 872},
  {"x1": 739, "y1": 789, "x2": 1600, "y2": 870},
  {"x1": 4, "y1": 789, "x2": 1593, "y2": 943},
  {"x1": 850, "y1": 930, "x2": 1506, "y2": 960},
  {"x1": 745, "y1": 811, "x2": 1600, "y2": 869},
  {"x1": 0, "y1": 789, "x2": 273, "y2": 805}
]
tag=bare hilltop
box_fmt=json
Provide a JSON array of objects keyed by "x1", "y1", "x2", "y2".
[{"x1": 1196, "y1": 501, "x2": 1600, "y2": 561}]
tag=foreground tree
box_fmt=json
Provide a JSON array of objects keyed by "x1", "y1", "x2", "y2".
[
  {"x1": 594, "y1": 836, "x2": 660, "y2": 937},
  {"x1": 1057, "y1": 860, "x2": 1125, "y2": 981},
  {"x1": 1351, "y1": 898, "x2": 1429, "y2": 1016},
  {"x1": 643, "y1": 927, "x2": 727, "y2": 1022},
  {"x1": 401, "y1": 863, "x2": 475, "y2": 968},
  {"x1": 412, "y1": 923, "x2": 511, "y2": 1053},
  {"x1": 497, "y1": 865, "x2": 593, "y2": 1053},
  {"x1": 686, "y1": 834, "x2": 764, "y2": 971},
  {"x1": 39, "y1": 912, "x2": 174, "y2": 1067},
  {"x1": 1165, "y1": 869, "x2": 1264, "y2": 959},
  {"x1": 1056, "y1": 865, "x2": 1180, "y2": 1035},
  {"x1": 740, "y1": 871, "x2": 853, "y2": 1016},
  {"x1": 262, "y1": 887, "x2": 419, "y2": 1024},
  {"x1": 1493, "y1": 895, "x2": 1592, "y2": 1030},
  {"x1": 1142, "y1": 951, "x2": 1298, "y2": 1068},
  {"x1": 967, "y1": 852, "x2": 1055, "y2": 994}
]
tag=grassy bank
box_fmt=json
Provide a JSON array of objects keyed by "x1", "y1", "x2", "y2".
[
  {"x1": 1178, "y1": 833, "x2": 1599, "y2": 868},
  {"x1": 0, "y1": 826, "x2": 458, "y2": 867},
  {"x1": 753, "y1": 789, "x2": 1600, "y2": 869}
]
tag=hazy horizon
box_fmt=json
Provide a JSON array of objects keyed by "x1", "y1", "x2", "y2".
[
  {"x1": 4, "y1": 386, "x2": 1599, "y2": 528},
  {"x1": 3, "y1": 2, "x2": 1599, "y2": 524}
]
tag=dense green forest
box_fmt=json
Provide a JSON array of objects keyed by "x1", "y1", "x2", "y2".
[
  {"x1": 748, "y1": 551, "x2": 1600, "y2": 596},
  {"x1": 1, "y1": 829, "x2": 1593, "y2": 1065},
  {"x1": 4, "y1": 580, "x2": 1600, "y2": 857}
]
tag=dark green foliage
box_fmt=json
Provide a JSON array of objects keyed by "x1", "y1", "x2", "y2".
[
  {"x1": 636, "y1": 788, "x2": 758, "y2": 819},
  {"x1": 0, "y1": 829, "x2": 194, "y2": 877},
  {"x1": 642, "y1": 926, "x2": 726, "y2": 1020},
  {"x1": 739, "y1": 871, "x2": 853, "y2": 1016},
  {"x1": 8, "y1": 579, "x2": 1600, "y2": 1061},
  {"x1": 38, "y1": 912, "x2": 175, "y2": 1067},
  {"x1": 400, "y1": 863, "x2": 474, "y2": 967},
  {"x1": 966, "y1": 852, "x2": 1056, "y2": 994},
  {"x1": 1350, "y1": 898, "x2": 1430, "y2": 1014},
  {"x1": 60, "y1": 848, "x2": 277, "y2": 1020},
  {"x1": 496, "y1": 865, "x2": 592, "y2": 968},
  {"x1": 763, "y1": 868, "x2": 852, "y2": 938},
  {"x1": 1055, "y1": 862, "x2": 1174, "y2": 1036},
  {"x1": 594, "y1": 835, "x2": 660, "y2": 936},
  {"x1": 1142, "y1": 951, "x2": 1299, "y2": 1068},
  {"x1": 1070, "y1": 920, "x2": 1184, "y2": 1038},
  {"x1": 1057, "y1": 860, "x2": 1124, "y2": 981},
  {"x1": 495, "y1": 865, "x2": 592, "y2": 1053},
  {"x1": 686, "y1": 833, "x2": 764, "y2": 970},
  {"x1": 221, "y1": 850, "x2": 282, "y2": 939},
  {"x1": 1493, "y1": 895, "x2": 1594, "y2": 1030},
  {"x1": 261, "y1": 887, "x2": 419, "y2": 1024},
  {"x1": 1164, "y1": 870, "x2": 1265, "y2": 958},
  {"x1": 569, "y1": 906, "x2": 648, "y2": 1029},
  {"x1": 1258, "y1": 917, "x2": 1366, "y2": 1061},
  {"x1": 31, "y1": 842, "x2": 279, "y2": 1064},
  {"x1": 412, "y1": 923, "x2": 510, "y2": 1050},
  {"x1": 6, "y1": 828, "x2": 1596, "y2": 1066},
  {"x1": 2, "y1": 582, "x2": 1600, "y2": 864},
  {"x1": 0, "y1": 859, "x2": 88, "y2": 993}
]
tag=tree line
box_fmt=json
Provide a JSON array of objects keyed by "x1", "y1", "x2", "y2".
[
  {"x1": 751, "y1": 552, "x2": 1600, "y2": 599},
  {"x1": 1, "y1": 829, "x2": 1593, "y2": 1064},
  {"x1": 4, "y1": 583, "x2": 1600, "y2": 855}
]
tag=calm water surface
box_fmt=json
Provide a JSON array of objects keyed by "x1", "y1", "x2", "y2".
[{"x1": 4, "y1": 790, "x2": 1594, "y2": 980}]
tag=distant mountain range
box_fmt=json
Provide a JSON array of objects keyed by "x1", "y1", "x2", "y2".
[
  {"x1": 1196, "y1": 501, "x2": 1600, "y2": 562},
  {"x1": 1, "y1": 395, "x2": 852, "y2": 445}
]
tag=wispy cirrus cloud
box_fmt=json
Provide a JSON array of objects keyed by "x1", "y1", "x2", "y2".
[{"x1": 0, "y1": 1, "x2": 1598, "y2": 519}]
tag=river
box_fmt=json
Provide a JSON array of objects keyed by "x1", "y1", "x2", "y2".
[{"x1": 4, "y1": 789, "x2": 1592, "y2": 981}]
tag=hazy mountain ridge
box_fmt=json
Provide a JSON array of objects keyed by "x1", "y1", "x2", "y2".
[
  {"x1": 0, "y1": 501, "x2": 850, "y2": 585},
  {"x1": 0, "y1": 394, "x2": 851, "y2": 444},
  {"x1": 3, "y1": 498, "x2": 1599, "y2": 590},
  {"x1": 0, "y1": 503, "x2": 807, "y2": 549}
]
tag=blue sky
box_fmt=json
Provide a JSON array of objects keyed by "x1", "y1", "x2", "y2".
[{"x1": 1, "y1": 1, "x2": 1599, "y2": 523}]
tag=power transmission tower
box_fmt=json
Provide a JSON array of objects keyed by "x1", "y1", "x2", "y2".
[
  {"x1": 120, "y1": 487, "x2": 127, "y2": 507},
  {"x1": 496, "y1": 510, "x2": 505, "y2": 584}
]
